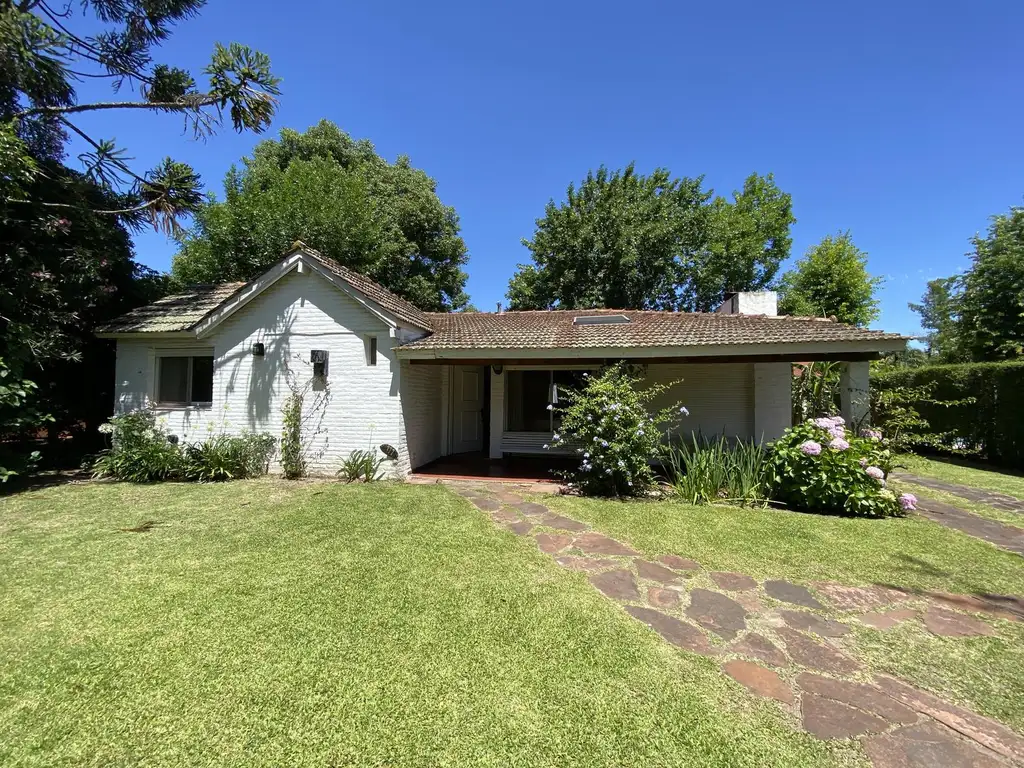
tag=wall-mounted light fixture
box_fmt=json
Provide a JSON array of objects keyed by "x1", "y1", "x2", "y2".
[
  {"x1": 311, "y1": 349, "x2": 329, "y2": 378},
  {"x1": 491, "y1": 364, "x2": 504, "y2": 376},
  {"x1": 251, "y1": 342, "x2": 265, "y2": 357}
]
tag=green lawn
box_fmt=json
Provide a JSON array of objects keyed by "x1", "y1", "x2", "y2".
[
  {"x1": 544, "y1": 495, "x2": 1024, "y2": 732},
  {"x1": 899, "y1": 453, "x2": 1024, "y2": 500},
  {"x1": 893, "y1": 478, "x2": 1024, "y2": 528},
  {"x1": 0, "y1": 480, "x2": 849, "y2": 768}
]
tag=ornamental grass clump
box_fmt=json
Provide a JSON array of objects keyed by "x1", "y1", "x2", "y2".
[
  {"x1": 769, "y1": 416, "x2": 908, "y2": 518},
  {"x1": 548, "y1": 364, "x2": 683, "y2": 497}
]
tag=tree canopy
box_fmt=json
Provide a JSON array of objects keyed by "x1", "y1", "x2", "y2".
[
  {"x1": 910, "y1": 207, "x2": 1024, "y2": 362},
  {"x1": 506, "y1": 165, "x2": 794, "y2": 312},
  {"x1": 172, "y1": 121, "x2": 470, "y2": 312},
  {"x1": 778, "y1": 232, "x2": 882, "y2": 326}
]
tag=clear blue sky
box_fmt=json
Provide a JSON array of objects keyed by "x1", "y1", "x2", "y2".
[{"x1": 70, "y1": 0, "x2": 1024, "y2": 336}]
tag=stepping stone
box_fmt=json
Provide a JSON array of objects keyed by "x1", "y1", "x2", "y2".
[
  {"x1": 764, "y1": 580, "x2": 825, "y2": 610},
  {"x1": 539, "y1": 513, "x2": 589, "y2": 532},
  {"x1": 723, "y1": 660, "x2": 793, "y2": 704},
  {"x1": 573, "y1": 532, "x2": 639, "y2": 557},
  {"x1": 535, "y1": 533, "x2": 573, "y2": 554},
  {"x1": 686, "y1": 588, "x2": 747, "y2": 640},
  {"x1": 647, "y1": 587, "x2": 680, "y2": 609},
  {"x1": 801, "y1": 693, "x2": 889, "y2": 739},
  {"x1": 553, "y1": 556, "x2": 622, "y2": 571},
  {"x1": 774, "y1": 627, "x2": 859, "y2": 676},
  {"x1": 507, "y1": 520, "x2": 533, "y2": 536},
  {"x1": 710, "y1": 572, "x2": 757, "y2": 592},
  {"x1": 734, "y1": 592, "x2": 766, "y2": 614},
  {"x1": 471, "y1": 496, "x2": 502, "y2": 512},
  {"x1": 859, "y1": 609, "x2": 918, "y2": 631},
  {"x1": 780, "y1": 610, "x2": 851, "y2": 638},
  {"x1": 625, "y1": 606, "x2": 718, "y2": 656},
  {"x1": 930, "y1": 592, "x2": 1024, "y2": 622},
  {"x1": 516, "y1": 501, "x2": 549, "y2": 517},
  {"x1": 635, "y1": 559, "x2": 681, "y2": 584},
  {"x1": 864, "y1": 721, "x2": 1007, "y2": 768},
  {"x1": 729, "y1": 632, "x2": 789, "y2": 668},
  {"x1": 490, "y1": 509, "x2": 521, "y2": 524},
  {"x1": 922, "y1": 607, "x2": 995, "y2": 638},
  {"x1": 657, "y1": 554, "x2": 700, "y2": 571},
  {"x1": 812, "y1": 581, "x2": 906, "y2": 612},
  {"x1": 796, "y1": 673, "x2": 917, "y2": 725},
  {"x1": 495, "y1": 490, "x2": 524, "y2": 504},
  {"x1": 589, "y1": 569, "x2": 640, "y2": 601},
  {"x1": 452, "y1": 487, "x2": 481, "y2": 498},
  {"x1": 874, "y1": 676, "x2": 1024, "y2": 761}
]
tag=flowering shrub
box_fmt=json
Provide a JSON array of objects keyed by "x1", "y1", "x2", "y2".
[
  {"x1": 769, "y1": 416, "x2": 907, "y2": 518},
  {"x1": 549, "y1": 364, "x2": 683, "y2": 497}
]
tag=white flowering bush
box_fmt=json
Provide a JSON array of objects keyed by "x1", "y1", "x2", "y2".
[
  {"x1": 549, "y1": 364, "x2": 684, "y2": 497},
  {"x1": 92, "y1": 410, "x2": 183, "y2": 482},
  {"x1": 769, "y1": 416, "x2": 910, "y2": 518}
]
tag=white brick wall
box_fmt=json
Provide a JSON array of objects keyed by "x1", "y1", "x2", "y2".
[
  {"x1": 113, "y1": 270, "x2": 410, "y2": 476},
  {"x1": 754, "y1": 362, "x2": 792, "y2": 443},
  {"x1": 398, "y1": 361, "x2": 442, "y2": 473}
]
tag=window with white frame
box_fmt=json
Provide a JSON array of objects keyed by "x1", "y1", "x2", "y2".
[{"x1": 156, "y1": 352, "x2": 214, "y2": 406}]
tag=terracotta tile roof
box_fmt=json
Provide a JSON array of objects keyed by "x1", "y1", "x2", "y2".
[
  {"x1": 299, "y1": 246, "x2": 432, "y2": 330},
  {"x1": 399, "y1": 309, "x2": 908, "y2": 351},
  {"x1": 95, "y1": 283, "x2": 247, "y2": 334}
]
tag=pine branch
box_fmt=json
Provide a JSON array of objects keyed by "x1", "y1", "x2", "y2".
[{"x1": 16, "y1": 95, "x2": 217, "y2": 119}]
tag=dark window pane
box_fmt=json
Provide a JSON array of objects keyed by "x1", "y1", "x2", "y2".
[
  {"x1": 505, "y1": 370, "x2": 550, "y2": 432},
  {"x1": 191, "y1": 356, "x2": 214, "y2": 403},
  {"x1": 158, "y1": 357, "x2": 189, "y2": 404},
  {"x1": 369, "y1": 337, "x2": 377, "y2": 366},
  {"x1": 552, "y1": 370, "x2": 589, "y2": 429}
]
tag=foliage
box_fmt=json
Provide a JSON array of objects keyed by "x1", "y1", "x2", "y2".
[
  {"x1": 768, "y1": 417, "x2": 906, "y2": 518},
  {"x1": 337, "y1": 448, "x2": 387, "y2": 483},
  {"x1": 91, "y1": 411, "x2": 182, "y2": 482},
  {"x1": 507, "y1": 165, "x2": 794, "y2": 312},
  {"x1": 909, "y1": 206, "x2": 1024, "y2": 363},
  {"x1": 791, "y1": 361, "x2": 840, "y2": 423},
  {"x1": 182, "y1": 433, "x2": 276, "y2": 482},
  {"x1": 869, "y1": 379, "x2": 972, "y2": 454},
  {"x1": 280, "y1": 391, "x2": 305, "y2": 480},
  {"x1": 2, "y1": 0, "x2": 280, "y2": 232},
  {"x1": 172, "y1": 121, "x2": 469, "y2": 311},
  {"x1": 661, "y1": 434, "x2": 770, "y2": 506},
  {"x1": 549, "y1": 364, "x2": 683, "y2": 497},
  {"x1": 0, "y1": 357, "x2": 46, "y2": 481},
  {"x1": 778, "y1": 232, "x2": 882, "y2": 326},
  {"x1": 874, "y1": 361, "x2": 1024, "y2": 469}
]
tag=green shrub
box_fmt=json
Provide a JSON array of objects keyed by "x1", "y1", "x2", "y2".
[
  {"x1": 182, "y1": 433, "x2": 276, "y2": 482},
  {"x1": 549, "y1": 364, "x2": 683, "y2": 497},
  {"x1": 337, "y1": 448, "x2": 387, "y2": 483},
  {"x1": 874, "y1": 361, "x2": 1024, "y2": 468},
  {"x1": 768, "y1": 417, "x2": 912, "y2": 518},
  {"x1": 662, "y1": 434, "x2": 771, "y2": 506},
  {"x1": 92, "y1": 410, "x2": 183, "y2": 482}
]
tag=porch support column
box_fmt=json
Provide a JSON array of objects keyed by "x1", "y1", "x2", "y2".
[
  {"x1": 753, "y1": 362, "x2": 792, "y2": 443},
  {"x1": 839, "y1": 360, "x2": 870, "y2": 428},
  {"x1": 489, "y1": 366, "x2": 504, "y2": 459}
]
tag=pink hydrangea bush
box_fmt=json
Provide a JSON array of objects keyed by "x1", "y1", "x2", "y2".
[{"x1": 769, "y1": 417, "x2": 903, "y2": 517}]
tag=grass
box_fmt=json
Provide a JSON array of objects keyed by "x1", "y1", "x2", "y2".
[
  {"x1": 893, "y1": 479, "x2": 1024, "y2": 528},
  {"x1": 544, "y1": 494, "x2": 1024, "y2": 732},
  {"x1": 0, "y1": 480, "x2": 849, "y2": 768},
  {"x1": 899, "y1": 453, "x2": 1024, "y2": 500}
]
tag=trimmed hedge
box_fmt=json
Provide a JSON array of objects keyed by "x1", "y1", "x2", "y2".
[{"x1": 874, "y1": 361, "x2": 1024, "y2": 469}]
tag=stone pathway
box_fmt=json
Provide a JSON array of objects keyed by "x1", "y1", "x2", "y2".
[
  {"x1": 447, "y1": 480, "x2": 1024, "y2": 768},
  {"x1": 892, "y1": 472, "x2": 1024, "y2": 517}
]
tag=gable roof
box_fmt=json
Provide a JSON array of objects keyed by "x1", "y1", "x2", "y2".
[
  {"x1": 95, "y1": 243, "x2": 433, "y2": 335},
  {"x1": 398, "y1": 309, "x2": 907, "y2": 353}
]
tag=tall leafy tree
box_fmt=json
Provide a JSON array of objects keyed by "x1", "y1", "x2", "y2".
[
  {"x1": 908, "y1": 276, "x2": 964, "y2": 360},
  {"x1": 957, "y1": 208, "x2": 1024, "y2": 361},
  {"x1": 507, "y1": 166, "x2": 793, "y2": 311},
  {"x1": 172, "y1": 121, "x2": 470, "y2": 311},
  {"x1": 778, "y1": 232, "x2": 882, "y2": 326}
]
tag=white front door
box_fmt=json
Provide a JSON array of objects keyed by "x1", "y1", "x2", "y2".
[{"x1": 452, "y1": 365, "x2": 485, "y2": 454}]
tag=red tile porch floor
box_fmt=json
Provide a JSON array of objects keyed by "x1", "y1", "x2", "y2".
[{"x1": 410, "y1": 452, "x2": 576, "y2": 484}]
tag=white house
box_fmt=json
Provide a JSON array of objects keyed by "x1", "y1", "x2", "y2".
[{"x1": 96, "y1": 243, "x2": 908, "y2": 477}]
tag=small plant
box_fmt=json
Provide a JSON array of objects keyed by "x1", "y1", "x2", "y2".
[
  {"x1": 549, "y1": 364, "x2": 683, "y2": 497},
  {"x1": 182, "y1": 433, "x2": 276, "y2": 482},
  {"x1": 92, "y1": 410, "x2": 183, "y2": 482},
  {"x1": 337, "y1": 448, "x2": 386, "y2": 483},
  {"x1": 280, "y1": 391, "x2": 305, "y2": 480},
  {"x1": 768, "y1": 416, "x2": 906, "y2": 518},
  {"x1": 662, "y1": 434, "x2": 770, "y2": 506}
]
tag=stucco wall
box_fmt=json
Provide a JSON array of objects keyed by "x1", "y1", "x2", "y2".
[
  {"x1": 113, "y1": 270, "x2": 407, "y2": 475},
  {"x1": 643, "y1": 363, "x2": 756, "y2": 441}
]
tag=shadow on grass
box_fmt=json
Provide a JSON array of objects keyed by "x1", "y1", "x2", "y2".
[{"x1": 873, "y1": 577, "x2": 1024, "y2": 621}]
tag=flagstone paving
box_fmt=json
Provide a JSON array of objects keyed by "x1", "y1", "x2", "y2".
[{"x1": 448, "y1": 480, "x2": 1024, "y2": 767}]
